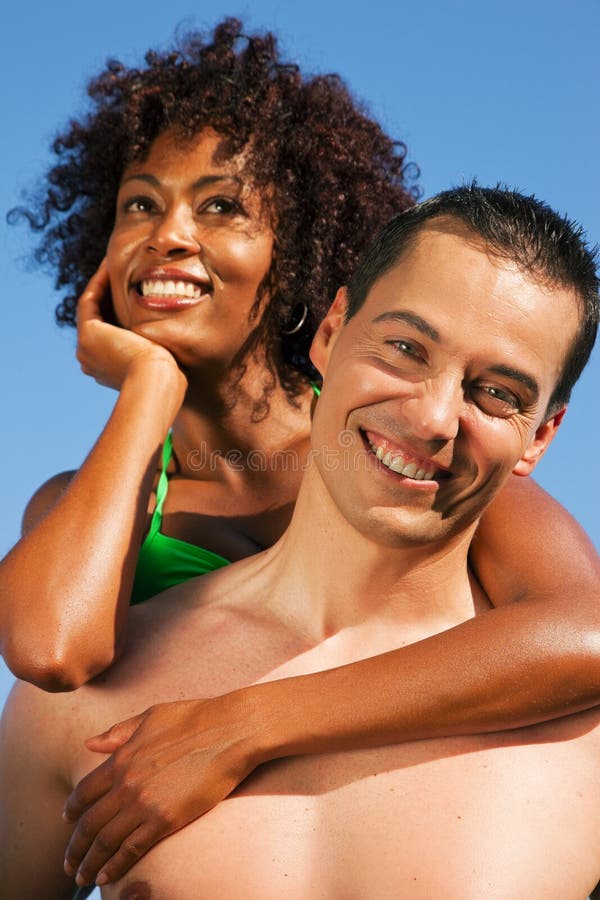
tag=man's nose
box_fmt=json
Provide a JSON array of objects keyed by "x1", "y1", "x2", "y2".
[
  {"x1": 146, "y1": 207, "x2": 199, "y2": 257},
  {"x1": 402, "y1": 375, "x2": 463, "y2": 443}
]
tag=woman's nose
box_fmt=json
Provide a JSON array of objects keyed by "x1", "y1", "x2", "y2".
[{"x1": 145, "y1": 207, "x2": 199, "y2": 257}]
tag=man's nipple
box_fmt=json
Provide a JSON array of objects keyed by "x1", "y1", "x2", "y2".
[{"x1": 118, "y1": 881, "x2": 152, "y2": 900}]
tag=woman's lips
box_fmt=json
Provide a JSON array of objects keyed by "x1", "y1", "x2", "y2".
[{"x1": 132, "y1": 274, "x2": 211, "y2": 310}]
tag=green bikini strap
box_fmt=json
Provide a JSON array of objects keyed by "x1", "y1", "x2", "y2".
[
  {"x1": 147, "y1": 432, "x2": 173, "y2": 541},
  {"x1": 147, "y1": 388, "x2": 318, "y2": 542}
]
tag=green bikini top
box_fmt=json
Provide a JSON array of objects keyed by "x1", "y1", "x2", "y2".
[
  {"x1": 130, "y1": 432, "x2": 229, "y2": 605},
  {"x1": 130, "y1": 383, "x2": 321, "y2": 605}
]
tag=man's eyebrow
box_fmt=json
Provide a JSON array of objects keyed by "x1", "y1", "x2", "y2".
[
  {"x1": 372, "y1": 310, "x2": 440, "y2": 342},
  {"x1": 120, "y1": 173, "x2": 242, "y2": 190},
  {"x1": 488, "y1": 364, "x2": 539, "y2": 397}
]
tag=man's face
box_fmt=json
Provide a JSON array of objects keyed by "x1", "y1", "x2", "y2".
[{"x1": 309, "y1": 222, "x2": 579, "y2": 548}]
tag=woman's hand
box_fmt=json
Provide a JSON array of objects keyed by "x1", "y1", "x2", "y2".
[
  {"x1": 62, "y1": 693, "x2": 264, "y2": 887},
  {"x1": 76, "y1": 259, "x2": 182, "y2": 391}
]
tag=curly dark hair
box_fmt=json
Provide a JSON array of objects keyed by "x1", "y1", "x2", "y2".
[{"x1": 12, "y1": 17, "x2": 419, "y2": 401}]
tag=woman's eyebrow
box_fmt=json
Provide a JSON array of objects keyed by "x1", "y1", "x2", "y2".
[
  {"x1": 120, "y1": 173, "x2": 242, "y2": 190},
  {"x1": 191, "y1": 174, "x2": 243, "y2": 191},
  {"x1": 120, "y1": 173, "x2": 160, "y2": 187}
]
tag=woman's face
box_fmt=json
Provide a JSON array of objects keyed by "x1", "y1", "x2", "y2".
[{"x1": 106, "y1": 128, "x2": 275, "y2": 369}]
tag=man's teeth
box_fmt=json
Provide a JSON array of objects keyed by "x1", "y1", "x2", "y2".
[
  {"x1": 139, "y1": 279, "x2": 204, "y2": 299},
  {"x1": 374, "y1": 444, "x2": 435, "y2": 481}
]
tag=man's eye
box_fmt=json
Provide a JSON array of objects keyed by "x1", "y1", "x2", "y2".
[
  {"x1": 474, "y1": 384, "x2": 521, "y2": 417},
  {"x1": 388, "y1": 340, "x2": 421, "y2": 359}
]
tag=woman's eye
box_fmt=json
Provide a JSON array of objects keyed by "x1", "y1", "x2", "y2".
[
  {"x1": 123, "y1": 196, "x2": 155, "y2": 214},
  {"x1": 202, "y1": 197, "x2": 240, "y2": 215},
  {"x1": 474, "y1": 384, "x2": 521, "y2": 417}
]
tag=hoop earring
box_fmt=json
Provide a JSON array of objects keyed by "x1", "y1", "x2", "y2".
[{"x1": 280, "y1": 303, "x2": 308, "y2": 336}]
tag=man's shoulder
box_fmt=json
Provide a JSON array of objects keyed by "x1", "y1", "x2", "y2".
[
  {"x1": 124, "y1": 552, "x2": 275, "y2": 657},
  {"x1": 1, "y1": 676, "x2": 79, "y2": 784},
  {"x1": 89, "y1": 553, "x2": 291, "y2": 703}
]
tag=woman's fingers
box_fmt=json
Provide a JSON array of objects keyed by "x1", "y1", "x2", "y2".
[
  {"x1": 63, "y1": 697, "x2": 261, "y2": 884},
  {"x1": 94, "y1": 823, "x2": 160, "y2": 887},
  {"x1": 74, "y1": 256, "x2": 186, "y2": 394},
  {"x1": 76, "y1": 258, "x2": 110, "y2": 327},
  {"x1": 64, "y1": 761, "x2": 198, "y2": 884},
  {"x1": 63, "y1": 757, "x2": 115, "y2": 823},
  {"x1": 74, "y1": 817, "x2": 155, "y2": 887},
  {"x1": 85, "y1": 713, "x2": 145, "y2": 753},
  {"x1": 64, "y1": 792, "x2": 126, "y2": 879}
]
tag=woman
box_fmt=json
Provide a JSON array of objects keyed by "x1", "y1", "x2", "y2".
[{"x1": 2, "y1": 19, "x2": 598, "y2": 889}]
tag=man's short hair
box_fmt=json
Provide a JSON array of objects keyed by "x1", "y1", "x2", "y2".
[{"x1": 346, "y1": 184, "x2": 599, "y2": 417}]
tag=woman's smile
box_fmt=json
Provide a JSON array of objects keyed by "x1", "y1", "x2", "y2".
[
  {"x1": 133, "y1": 265, "x2": 213, "y2": 310},
  {"x1": 107, "y1": 128, "x2": 275, "y2": 369}
]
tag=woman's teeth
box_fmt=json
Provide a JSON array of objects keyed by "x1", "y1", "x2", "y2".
[
  {"x1": 139, "y1": 279, "x2": 203, "y2": 299},
  {"x1": 372, "y1": 443, "x2": 435, "y2": 481}
]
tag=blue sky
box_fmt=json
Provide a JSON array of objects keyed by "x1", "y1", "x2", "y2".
[{"x1": 1, "y1": 0, "x2": 599, "y2": 733}]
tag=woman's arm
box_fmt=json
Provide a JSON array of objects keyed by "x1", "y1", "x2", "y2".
[
  {"x1": 262, "y1": 476, "x2": 600, "y2": 747},
  {"x1": 63, "y1": 474, "x2": 600, "y2": 886},
  {"x1": 0, "y1": 264, "x2": 187, "y2": 691}
]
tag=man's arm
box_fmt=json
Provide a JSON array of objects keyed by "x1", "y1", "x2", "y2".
[{"x1": 0, "y1": 681, "x2": 76, "y2": 900}]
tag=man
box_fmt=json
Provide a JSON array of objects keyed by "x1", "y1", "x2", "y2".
[{"x1": 2, "y1": 185, "x2": 599, "y2": 899}]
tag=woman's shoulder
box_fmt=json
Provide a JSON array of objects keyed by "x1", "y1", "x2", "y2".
[{"x1": 21, "y1": 471, "x2": 77, "y2": 536}]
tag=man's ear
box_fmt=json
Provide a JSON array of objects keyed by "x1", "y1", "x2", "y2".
[
  {"x1": 512, "y1": 407, "x2": 567, "y2": 477},
  {"x1": 309, "y1": 287, "x2": 348, "y2": 376}
]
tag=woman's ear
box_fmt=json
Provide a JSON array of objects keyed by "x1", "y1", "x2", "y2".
[
  {"x1": 512, "y1": 407, "x2": 567, "y2": 477},
  {"x1": 309, "y1": 287, "x2": 348, "y2": 376}
]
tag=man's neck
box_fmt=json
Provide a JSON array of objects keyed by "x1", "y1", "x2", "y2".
[{"x1": 261, "y1": 464, "x2": 483, "y2": 643}]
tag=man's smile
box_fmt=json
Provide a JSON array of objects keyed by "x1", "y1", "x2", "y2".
[{"x1": 362, "y1": 429, "x2": 451, "y2": 483}]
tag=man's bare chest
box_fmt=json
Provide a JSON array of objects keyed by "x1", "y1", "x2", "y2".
[{"x1": 101, "y1": 714, "x2": 600, "y2": 900}]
